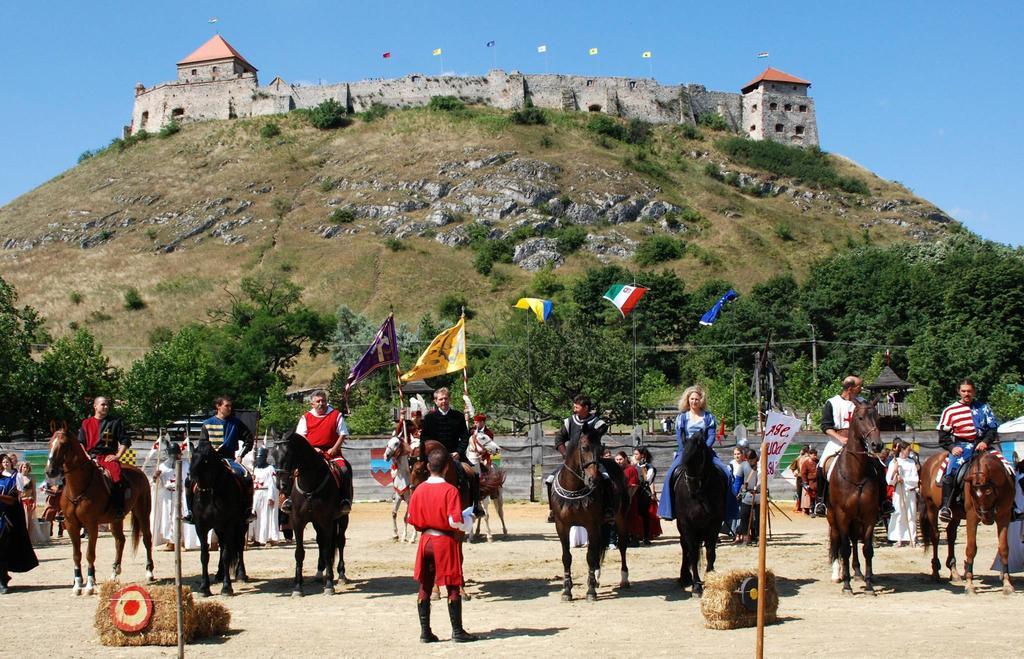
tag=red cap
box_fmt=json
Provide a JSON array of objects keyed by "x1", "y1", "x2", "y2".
[{"x1": 473, "y1": 413, "x2": 487, "y2": 422}]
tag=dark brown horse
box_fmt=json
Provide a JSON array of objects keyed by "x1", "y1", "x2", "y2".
[
  {"x1": 548, "y1": 432, "x2": 629, "y2": 602},
  {"x1": 189, "y1": 440, "x2": 250, "y2": 597},
  {"x1": 962, "y1": 451, "x2": 1016, "y2": 595},
  {"x1": 826, "y1": 399, "x2": 883, "y2": 594},
  {"x1": 44, "y1": 429, "x2": 154, "y2": 595},
  {"x1": 673, "y1": 429, "x2": 728, "y2": 597},
  {"x1": 272, "y1": 431, "x2": 351, "y2": 596},
  {"x1": 920, "y1": 452, "x2": 965, "y2": 582}
]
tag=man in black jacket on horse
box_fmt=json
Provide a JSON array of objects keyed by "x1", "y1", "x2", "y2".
[
  {"x1": 419, "y1": 387, "x2": 484, "y2": 517},
  {"x1": 546, "y1": 395, "x2": 620, "y2": 524}
]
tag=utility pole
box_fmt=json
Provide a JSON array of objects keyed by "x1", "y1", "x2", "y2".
[{"x1": 808, "y1": 324, "x2": 818, "y2": 384}]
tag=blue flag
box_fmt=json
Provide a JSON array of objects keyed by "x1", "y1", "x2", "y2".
[{"x1": 699, "y1": 289, "x2": 738, "y2": 326}]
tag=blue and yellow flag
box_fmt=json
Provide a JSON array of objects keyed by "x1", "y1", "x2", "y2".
[{"x1": 514, "y1": 297, "x2": 553, "y2": 323}]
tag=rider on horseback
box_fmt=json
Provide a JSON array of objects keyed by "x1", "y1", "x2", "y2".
[
  {"x1": 282, "y1": 390, "x2": 354, "y2": 515},
  {"x1": 656, "y1": 385, "x2": 733, "y2": 521},
  {"x1": 814, "y1": 376, "x2": 888, "y2": 516},
  {"x1": 937, "y1": 379, "x2": 1010, "y2": 523},
  {"x1": 77, "y1": 396, "x2": 131, "y2": 517},
  {"x1": 466, "y1": 413, "x2": 500, "y2": 476},
  {"x1": 183, "y1": 396, "x2": 255, "y2": 524},
  {"x1": 546, "y1": 395, "x2": 613, "y2": 522},
  {"x1": 420, "y1": 388, "x2": 484, "y2": 517}
]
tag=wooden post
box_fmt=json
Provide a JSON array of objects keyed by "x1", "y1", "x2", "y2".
[
  {"x1": 756, "y1": 421, "x2": 768, "y2": 659},
  {"x1": 174, "y1": 453, "x2": 184, "y2": 658}
]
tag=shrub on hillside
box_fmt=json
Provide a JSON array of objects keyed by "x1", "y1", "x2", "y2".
[
  {"x1": 123, "y1": 288, "x2": 146, "y2": 311},
  {"x1": 587, "y1": 114, "x2": 625, "y2": 141},
  {"x1": 697, "y1": 112, "x2": 728, "y2": 131},
  {"x1": 308, "y1": 99, "x2": 351, "y2": 129},
  {"x1": 678, "y1": 123, "x2": 703, "y2": 140},
  {"x1": 624, "y1": 119, "x2": 652, "y2": 145},
  {"x1": 717, "y1": 138, "x2": 870, "y2": 194},
  {"x1": 551, "y1": 225, "x2": 587, "y2": 254},
  {"x1": 260, "y1": 121, "x2": 281, "y2": 139},
  {"x1": 329, "y1": 208, "x2": 356, "y2": 224},
  {"x1": 384, "y1": 238, "x2": 405, "y2": 251},
  {"x1": 428, "y1": 96, "x2": 466, "y2": 112},
  {"x1": 158, "y1": 121, "x2": 180, "y2": 138},
  {"x1": 272, "y1": 196, "x2": 293, "y2": 218},
  {"x1": 703, "y1": 162, "x2": 724, "y2": 181},
  {"x1": 511, "y1": 105, "x2": 547, "y2": 125},
  {"x1": 361, "y1": 103, "x2": 391, "y2": 122},
  {"x1": 635, "y1": 235, "x2": 686, "y2": 266},
  {"x1": 774, "y1": 222, "x2": 795, "y2": 241}
]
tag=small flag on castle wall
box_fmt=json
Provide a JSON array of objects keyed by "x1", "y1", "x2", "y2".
[
  {"x1": 756, "y1": 51, "x2": 770, "y2": 58},
  {"x1": 486, "y1": 40, "x2": 495, "y2": 47},
  {"x1": 588, "y1": 47, "x2": 599, "y2": 56},
  {"x1": 382, "y1": 52, "x2": 391, "y2": 59},
  {"x1": 432, "y1": 48, "x2": 443, "y2": 56},
  {"x1": 642, "y1": 51, "x2": 652, "y2": 59},
  {"x1": 537, "y1": 44, "x2": 547, "y2": 53}
]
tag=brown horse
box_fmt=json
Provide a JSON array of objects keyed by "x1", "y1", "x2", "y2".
[
  {"x1": 962, "y1": 451, "x2": 1016, "y2": 595},
  {"x1": 408, "y1": 441, "x2": 502, "y2": 599},
  {"x1": 44, "y1": 429, "x2": 154, "y2": 595},
  {"x1": 826, "y1": 399, "x2": 884, "y2": 594},
  {"x1": 920, "y1": 452, "x2": 965, "y2": 582},
  {"x1": 548, "y1": 432, "x2": 629, "y2": 602}
]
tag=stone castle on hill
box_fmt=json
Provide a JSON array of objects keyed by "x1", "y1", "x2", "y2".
[{"x1": 130, "y1": 35, "x2": 819, "y2": 147}]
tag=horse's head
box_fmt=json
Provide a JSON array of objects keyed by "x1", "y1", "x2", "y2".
[
  {"x1": 44, "y1": 424, "x2": 77, "y2": 479},
  {"x1": 567, "y1": 429, "x2": 602, "y2": 490},
  {"x1": 270, "y1": 431, "x2": 297, "y2": 499},
  {"x1": 189, "y1": 440, "x2": 223, "y2": 487},
  {"x1": 965, "y1": 454, "x2": 1005, "y2": 526},
  {"x1": 384, "y1": 434, "x2": 405, "y2": 461},
  {"x1": 682, "y1": 429, "x2": 710, "y2": 476},
  {"x1": 849, "y1": 398, "x2": 881, "y2": 450}
]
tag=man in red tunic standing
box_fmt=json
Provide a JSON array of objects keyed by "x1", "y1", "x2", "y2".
[
  {"x1": 78, "y1": 396, "x2": 131, "y2": 516},
  {"x1": 286, "y1": 390, "x2": 353, "y2": 514},
  {"x1": 407, "y1": 449, "x2": 478, "y2": 643}
]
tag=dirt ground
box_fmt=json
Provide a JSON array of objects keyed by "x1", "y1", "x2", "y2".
[{"x1": 7, "y1": 501, "x2": 1023, "y2": 658}]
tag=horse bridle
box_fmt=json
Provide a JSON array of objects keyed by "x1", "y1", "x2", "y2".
[
  {"x1": 49, "y1": 433, "x2": 96, "y2": 505},
  {"x1": 966, "y1": 455, "x2": 997, "y2": 520},
  {"x1": 835, "y1": 417, "x2": 881, "y2": 492},
  {"x1": 553, "y1": 438, "x2": 599, "y2": 499}
]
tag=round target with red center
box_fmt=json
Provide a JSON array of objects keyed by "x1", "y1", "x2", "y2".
[{"x1": 109, "y1": 584, "x2": 154, "y2": 632}]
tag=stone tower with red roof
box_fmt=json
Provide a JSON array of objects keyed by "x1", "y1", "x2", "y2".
[
  {"x1": 740, "y1": 67, "x2": 819, "y2": 146},
  {"x1": 176, "y1": 35, "x2": 258, "y2": 83}
]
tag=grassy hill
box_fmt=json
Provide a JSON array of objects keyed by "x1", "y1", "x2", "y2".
[{"x1": 0, "y1": 105, "x2": 957, "y2": 384}]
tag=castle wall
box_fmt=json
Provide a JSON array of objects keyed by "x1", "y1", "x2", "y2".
[
  {"x1": 129, "y1": 66, "x2": 818, "y2": 147},
  {"x1": 177, "y1": 59, "x2": 250, "y2": 83}
]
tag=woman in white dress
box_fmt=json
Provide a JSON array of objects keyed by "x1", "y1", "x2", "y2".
[
  {"x1": 992, "y1": 460, "x2": 1024, "y2": 573},
  {"x1": 150, "y1": 440, "x2": 203, "y2": 550},
  {"x1": 250, "y1": 448, "x2": 280, "y2": 546},
  {"x1": 885, "y1": 439, "x2": 919, "y2": 547}
]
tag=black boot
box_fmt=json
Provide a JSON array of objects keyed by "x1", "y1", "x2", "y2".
[
  {"x1": 938, "y1": 475, "x2": 956, "y2": 523},
  {"x1": 417, "y1": 600, "x2": 439, "y2": 643},
  {"x1": 813, "y1": 467, "x2": 827, "y2": 517},
  {"x1": 447, "y1": 597, "x2": 477, "y2": 642}
]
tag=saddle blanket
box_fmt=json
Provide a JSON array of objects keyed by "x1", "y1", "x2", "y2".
[{"x1": 935, "y1": 450, "x2": 1015, "y2": 484}]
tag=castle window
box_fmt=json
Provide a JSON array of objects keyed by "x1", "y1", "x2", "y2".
[
  {"x1": 191, "y1": 69, "x2": 197, "y2": 76},
  {"x1": 751, "y1": 103, "x2": 757, "y2": 111},
  {"x1": 586, "y1": 80, "x2": 593, "y2": 87},
  {"x1": 795, "y1": 125, "x2": 805, "y2": 135},
  {"x1": 172, "y1": 108, "x2": 185, "y2": 118},
  {"x1": 587, "y1": 104, "x2": 602, "y2": 112},
  {"x1": 792, "y1": 85, "x2": 797, "y2": 90},
  {"x1": 774, "y1": 123, "x2": 783, "y2": 133},
  {"x1": 769, "y1": 102, "x2": 777, "y2": 110},
  {"x1": 411, "y1": 75, "x2": 420, "y2": 82},
  {"x1": 629, "y1": 81, "x2": 636, "y2": 90},
  {"x1": 799, "y1": 104, "x2": 807, "y2": 112},
  {"x1": 784, "y1": 103, "x2": 792, "y2": 111},
  {"x1": 141, "y1": 111, "x2": 149, "y2": 128},
  {"x1": 750, "y1": 125, "x2": 756, "y2": 132}
]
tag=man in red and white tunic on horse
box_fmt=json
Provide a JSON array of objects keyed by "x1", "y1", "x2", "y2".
[
  {"x1": 284, "y1": 390, "x2": 353, "y2": 514},
  {"x1": 407, "y1": 448, "x2": 478, "y2": 643}
]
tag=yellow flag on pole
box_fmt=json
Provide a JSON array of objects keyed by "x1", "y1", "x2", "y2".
[
  {"x1": 642, "y1": 51, "x2": 652, "y2": 59},
  {"x1": 588, "y1": 47, "x2": 599, "y2": 56},
  {"x1": 432, "y1": 48, "x2": 443, "y2": 56},
  {"x1": 400, "y1": 315, "x2": 466, "y2": 382}
]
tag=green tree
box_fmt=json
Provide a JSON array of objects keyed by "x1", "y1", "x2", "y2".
[
  {"x1": 121, "y1": 326, "x2": 218, "y2": 430},
  {"x1": 0, "y1": 277, "x2": 48, "y2": 437},
  {"x1": 260, "y1": 379, "x2": 306, "y2": 435},
  {"x1": 37, "y1": 329, "x2": 121, "y2": 426}
]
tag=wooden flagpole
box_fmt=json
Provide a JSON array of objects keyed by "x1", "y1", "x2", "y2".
[{"x1": 755, "y1": 334, "x2": 771, "y2": 659}]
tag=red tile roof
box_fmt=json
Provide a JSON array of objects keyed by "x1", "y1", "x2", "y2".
[
  {"x1": 177, "y1": 35, "x2": 257, "y2": 71},
  {"x1": 741, "y1": 67, "x2": 810, "y2": 93}
]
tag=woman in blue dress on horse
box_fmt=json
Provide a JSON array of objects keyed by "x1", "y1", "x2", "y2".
[{"x1": 657, "y1": 385, "x2": 734, "y2": 521}]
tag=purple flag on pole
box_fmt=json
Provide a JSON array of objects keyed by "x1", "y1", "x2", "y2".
[{"x1": 346, "y1": 315, "x2": 400, "y2": 397}]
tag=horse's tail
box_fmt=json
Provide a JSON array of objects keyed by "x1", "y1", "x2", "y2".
[
  {"x1": 479, "y1": 469, "x2": 506, "y2": 498},
  {"x1": 919, "y1": 506, "x2": 936, "y2": 551},
  {"x1": 828, "y1": 531, "x2": 839, "y2": 564}
]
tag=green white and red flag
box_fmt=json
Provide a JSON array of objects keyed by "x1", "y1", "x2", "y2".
[{"x1": 602, "y1": 284, "x2": 648, "y2": 317}]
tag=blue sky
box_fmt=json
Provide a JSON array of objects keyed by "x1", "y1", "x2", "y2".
[{"x1": 1, "y1": 1, "x2": 1020, "y2": 245}]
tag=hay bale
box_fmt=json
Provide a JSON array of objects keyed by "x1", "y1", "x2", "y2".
[
  {"x1": 700, "y1": 569, "x2": 778, "y2": 630},
  {"x1": 95, "y1": 581, "x2": 228, "y2": 646},
  {"x1": 193, "y1": 601, "x2": 231, "y2": 638}
]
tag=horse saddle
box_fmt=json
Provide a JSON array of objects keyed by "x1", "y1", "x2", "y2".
[{"x1": 319, "y1": 453, "x2": 350, "y2": 490}]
